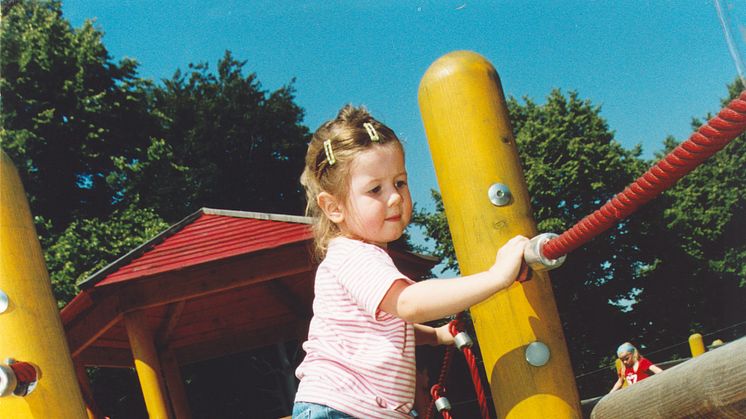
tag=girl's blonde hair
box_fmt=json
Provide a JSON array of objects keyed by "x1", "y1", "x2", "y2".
[{"x1": 300, "y1": 104, "x2": 403, "y2": 259}]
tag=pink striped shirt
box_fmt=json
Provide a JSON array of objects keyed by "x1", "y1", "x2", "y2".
[{"x1": 295, "y1": 237, "x2": 416, "y2": 418}]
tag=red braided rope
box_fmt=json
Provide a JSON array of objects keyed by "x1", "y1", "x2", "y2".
[
  {"x1": 9, "y1": 362, "x2": 37, "y2": 384},
  {"x1": 542, "y1": 91, "x2": 746, "y2": 260},
  {"x1": 425, "y1": 318, "x2": 492, "y2": 419},
  {"x1": 425, "y1": 345, "x2": 454, "y2": 419},
  {"x1": 449, "y1": 322, "x2": 490, "y2": 419}
]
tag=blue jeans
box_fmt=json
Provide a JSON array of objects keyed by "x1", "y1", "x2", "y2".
[{"x1": 292, "y1": 402, "x2": 355, "y2": 418}]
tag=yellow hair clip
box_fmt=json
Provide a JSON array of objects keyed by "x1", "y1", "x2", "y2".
[
  {"x1": 323, "y1": 139, "x2": 336, "y2": 166},
  {"x1": 363, "y1": 122, "x2": 380, "y2": 142}
]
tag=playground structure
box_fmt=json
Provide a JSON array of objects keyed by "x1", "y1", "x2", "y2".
[{"x1": 1, "y1": 50, "x2": 746, "y2": 418}]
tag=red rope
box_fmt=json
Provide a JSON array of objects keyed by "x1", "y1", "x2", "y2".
[
  {"x1": 542, "y1": 91, "x2": 746, "y2": 260},
  {"x1": 9, "y1": 362, "x2": 37, "y2": 384},
  {"x1": 449, "y1": 321, "x2": 491, "y2": 419},
  {"x1": 425, "y1": 318, "x2": 491, "y2": 419}
]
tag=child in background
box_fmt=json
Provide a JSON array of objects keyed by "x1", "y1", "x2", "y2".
[
  {"x1": 609, "y1": 342, "x2": 663, "y2": 393},
  {"x1": 292, "y1": 105, "x2": 528, "y2": 418}
]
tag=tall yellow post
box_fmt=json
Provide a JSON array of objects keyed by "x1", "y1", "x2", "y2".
[
  {"x1": 0, "y1": 151, "x2": 88, "y2": 418},
  {"x1": 689, "y1": 333, "x2": 705, "y2": 357},
  {"x1": 124, "y1": 310, "x2": 171, "y2": 419},
  {"x1": 418, "y1": 51, "x2": 581, "y2": 418}
]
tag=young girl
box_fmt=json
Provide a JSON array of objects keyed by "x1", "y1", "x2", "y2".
[
  {"x1": 609, "y1": 342, "x2": 663, "y2": 393},
  {"x1": 293, "y1": 105, "x2": 528, "y2": 418}
]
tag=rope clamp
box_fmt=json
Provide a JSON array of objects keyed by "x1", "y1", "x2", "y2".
[
  {"x1": 524, "y1": 233, "x2": 566, "y2": 272},
  {"x1": 0, "y1": 359, "x2": 39, "y2": 397},
  {"x1": 434, "y1": 396, "x2": 452, "y2": 412},
  {"x1": 454, "y1": 331, "x2": 473, "y2": 351}
]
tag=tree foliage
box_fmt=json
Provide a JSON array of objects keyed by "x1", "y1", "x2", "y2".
[
  {"x1": 118, "y1": 52, "x2": 311, "y2": 222},
  {"x1": 1, "y1": 0, "x2": 156, "y2": 231}
]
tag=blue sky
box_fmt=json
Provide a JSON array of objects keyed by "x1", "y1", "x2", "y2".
[{"x1": 62, "y1": 1, "x2": 737, "y2": 233}]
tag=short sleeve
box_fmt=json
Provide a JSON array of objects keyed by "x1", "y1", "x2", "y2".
[{"x1": 336, "y1": 242, "x2": 412, "y2": 319}]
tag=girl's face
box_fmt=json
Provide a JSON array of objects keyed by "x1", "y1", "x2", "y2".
[
  {"x1": 619, "y1": 351, "x2": 635, "y2": 368},
  {"x1": 338, "y1": 144, "x2": 412, "y2": 248}
]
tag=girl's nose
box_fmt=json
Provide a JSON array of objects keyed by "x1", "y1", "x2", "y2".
[{"x1": 388, "y1": 191, "x2": 402, "y2": 206}]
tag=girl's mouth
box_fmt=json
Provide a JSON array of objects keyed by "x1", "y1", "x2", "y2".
[{"x1": 386, "y1": 215, "x2": 401, "y2": 221}]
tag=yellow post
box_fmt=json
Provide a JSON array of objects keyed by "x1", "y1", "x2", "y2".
[
  {"x1": 0, "y1": 151, "x2": 88, "y2": 417},
  {"x1": 689, "y1": 333, "x2": 705, "y2": 357},
  {"x1": 74, "y1": 364, "x2": 100, "y2": 419},
  {"x1": 124, "y1": 310, "x2": 171, "y2": 419},
  {"x1": 418, "y1": 51, "x2": 581, "y2": 418},
  {"x1": 160, "y1": 347, "x2": 192, "y2": 419},
  {"x1": 614, "y1": 359, "x2": 627, "y2": 389}
]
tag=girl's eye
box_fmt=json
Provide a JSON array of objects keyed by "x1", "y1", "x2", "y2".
[
  {"x1": 369, "y1": 186, "x2": 381, "y2": 194},
  {"x1": 396, "y1": 180, "x2": 407, "y2": 189}
]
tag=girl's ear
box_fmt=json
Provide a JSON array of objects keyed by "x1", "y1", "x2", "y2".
[{"x1": 317, "y1": 192, "x2": 344, "y2": 224}]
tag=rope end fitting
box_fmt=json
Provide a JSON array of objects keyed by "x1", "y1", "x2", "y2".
[
  {"x1": 0, "y1": 360, "x2": 40, "y2": 397},
  {"x1": 524, "y1": 233, "x2": 566, "y2": 272}
]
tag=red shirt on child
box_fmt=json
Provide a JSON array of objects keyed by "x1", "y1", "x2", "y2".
[{"x1": 621, "y1": 357, "x2": 654, "y2": 385}]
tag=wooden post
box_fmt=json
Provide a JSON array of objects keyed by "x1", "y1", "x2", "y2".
[
  {"x1": 689, "y1": 333, "x2": 705, "y2": 357},
  {"x1": 0, "y1": 151, "x2": 88, "y2": 418},
  {"x1": 124, "y1": 310, "x2": 170, "y2": 419},
  {"x1": 591, "y1": 336, "x2": 746, "y2": 418},
  {"x1": 74, "y1": 363, "x2": 102, "y2": 419},
  {"x1": 418, "y1": 51, "x2": 581, "y2": 417},
  {"x1": 160, "y1": 347, "x2": 192, "y2": 419}
]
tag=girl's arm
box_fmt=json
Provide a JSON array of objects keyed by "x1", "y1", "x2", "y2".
[
  {"x1": 609, "y1": 377, "x2": 623, "y2": 393},
  {"x1": 380, "y1": 235, "x2": 528, "y2": 323},
  {"x1": 649, "y1": 364, "x2": 663, "y2": 374},
  {"x1": 414, "y1": 323, "x2": 454, "y2": 346}
]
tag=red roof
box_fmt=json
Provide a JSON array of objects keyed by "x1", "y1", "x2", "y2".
[{"x1": 82, "y1": 209, "x2": 313, "y2": 288}]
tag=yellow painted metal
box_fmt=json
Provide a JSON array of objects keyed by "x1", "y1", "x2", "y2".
[
  {"x1": 0, "y1": 151, "x2": 88, "y2": 418},
  {"x1": 418, "y1": 51, "x2": 581, "y2": 418},
  {"x1": 124, "y1": 310, "x2": 171, "y2": 419},
  {"x1": 689, "y1": 333, "x2": 705, "y2": 357}
]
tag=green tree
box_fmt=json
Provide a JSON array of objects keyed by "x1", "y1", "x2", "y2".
[
  {"x1": 119, "y1": 51, "x2": 311, "y2": 222},
  {"x1": 1, "y1": 0, "x2": 157, "y2": 231}
]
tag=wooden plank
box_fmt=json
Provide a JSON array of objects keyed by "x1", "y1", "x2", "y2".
[
  {"x1": 118, "y1": 243, "x2": 314, "y2": 312},
  {"x1": 265, "y1": 274, "x2": 313, "y2": 320},
  {"x1": 173, "y1": 319, "x2": 309, "y2": 365},
  {"x1": 65, "y1": 292, "x2": 122, "y2": 357},
  {"x1": 592, "y1": 337, "x2": 746, "y2": 418},
  {"x1": 155, "y1": 300, "x2": 186, "y2": 348},
  {"x1": 169, "y1": 313, "x2": 298, "y2": 350},
  {"x1": 74, "y1": 347, "x2": 133, "y2": 369}
]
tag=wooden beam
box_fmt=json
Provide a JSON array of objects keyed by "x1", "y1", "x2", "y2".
[
  {"x1": 592, "y1": 336, "x2": 746, "y2": 418},
  {"x1": 119, "y1": 243, "x2": 314, "y2": 312},
  {"x1": 156, "y1": 300, "x2": 186, "y2": 348},
  {"x1": 65, "y1": 292, "x2": 122, "y2": 357},
  {"x1": 74, "y1": 347, "x2": 133, "y2": 369},
  {"x1": 174, "y1": 319, "x2": 309, "y2": 366},
  {"x1": 160, "y1": 347, "x2": 192, "y2": 419},
  {"x1": 265, "y1": 274, "x2": 313, "y2": 320}
]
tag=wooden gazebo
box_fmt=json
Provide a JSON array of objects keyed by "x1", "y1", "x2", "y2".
[{"x1": 60, "y1": 208, "x2": 437, "y2": 418}]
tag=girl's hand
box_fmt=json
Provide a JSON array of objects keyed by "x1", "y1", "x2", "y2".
[
  {"x1": 435, "y1": 323, "x2": 455, "y2": 346},
  {"x1": 489, "y1": 235, "x2": 529, "y2": 287}
]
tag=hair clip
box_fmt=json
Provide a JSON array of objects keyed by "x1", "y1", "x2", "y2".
[
  {"x1": 323, "y1": 139, "x2": 336, "y2": 166},
  {"x1": 363, "y1": 122, "x2": 380, "y2": 142}
]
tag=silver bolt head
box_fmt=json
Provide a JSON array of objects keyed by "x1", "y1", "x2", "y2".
[
  {"x1": 525, "y1": 341, "x2": 551, "y2": 367},
  {"x1": 0, "y1": 289, "x2": 8, "y2": 314},
  {"x1": 488, "y1": 183, "x2": 512, "y2": 206}
]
